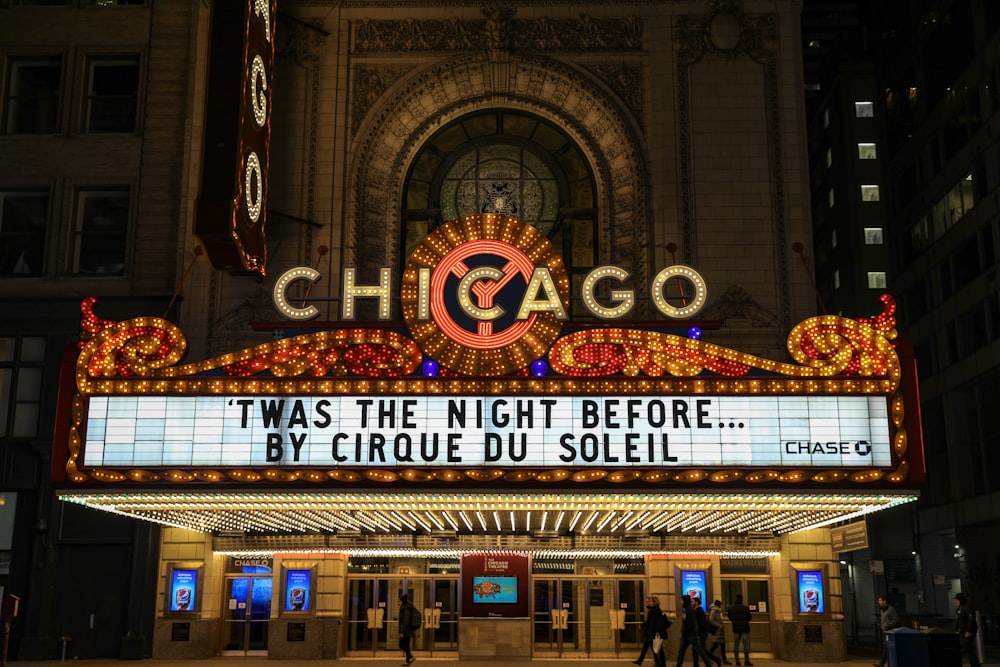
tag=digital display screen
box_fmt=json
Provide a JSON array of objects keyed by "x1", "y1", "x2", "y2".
[
  {"x1": 798, "y1": 571, "x2": 825, "y2": 613},
  {"x1": 169, "y1": 568, "x2": 197, "y2": 613},
  {"x1": 285, "y1": 569, "x2": 311, "y2": 612},
  {"x1": 472, "y1": 576, "x2": 518, "y2": 603},
  {"x1": 82, "y1": 395, "x2": 892, "y2": 470},
  {"x1": 681, "y1": 571, "x2": 707, "y2": 606}
]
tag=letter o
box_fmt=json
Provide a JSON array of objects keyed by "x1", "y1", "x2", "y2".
[
  {"x1": 651, "y1": 265, "x2": 708, "y2": 318},
  {"x1": 244, "y1": 151, "x2": 263, "y2": 224}
]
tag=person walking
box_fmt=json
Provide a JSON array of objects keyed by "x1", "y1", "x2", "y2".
[
  {"x1": 726, "y1": 594, "x2": 753, "y2": 666},
  {"x1": 874, "y1": 595, "x2": 899, "y2": 667},
  {"x1": 692, "y1": 598, "x2": 710, "y2": 667},
  {"x1": 675, "y1": 594, "x2": 721, "y2": 667},
  {"x1": 707, "y1": 599, "x2": 732, "y2": 664},
  {"x1": 954, "y1": 593, "x2": 981, "y2": 667},
  {"x1": 635, "y1": 596, "x2": 671, "y2": 666},
  {"x1": 398, "y1": 593, "x2": 420, "y2": 666}
]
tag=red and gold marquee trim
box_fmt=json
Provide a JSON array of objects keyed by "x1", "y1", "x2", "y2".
[{"x1": 58, "y1": 293, "x2": 921, "y2": 488}]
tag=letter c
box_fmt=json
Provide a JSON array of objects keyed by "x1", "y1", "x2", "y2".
[{"x1": 273, "y1": 266, "x2": 321, "y2": 320}]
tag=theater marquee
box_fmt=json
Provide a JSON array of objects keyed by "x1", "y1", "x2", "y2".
[{"x1": 57, "y1": 214, "x2": 922, "y2": 492}]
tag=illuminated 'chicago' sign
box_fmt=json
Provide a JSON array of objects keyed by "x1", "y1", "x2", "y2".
[{"x1": 195, "y1": 0, "x2": 276, "y2": 273}]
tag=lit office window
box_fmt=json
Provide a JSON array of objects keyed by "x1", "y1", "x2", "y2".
[
  {"x1": 834, "y1": 270, "x2": 840, "y2": 290},
  {"x1": 4, "y1": 57, "x2": 61, "y2": 134},
  {"x1": 825, "y1": 149, "x2": 833, "y2": 167},
  {"x1": 858, "y1": 143, "x2": 877, "y2": 159},
  {"x1": 828, "y1": 188, "x2": 835, "y2": 208},
  {"x1": 0, "y1": 191, "x2": 49, "y2": 276},
  {"x1": 864, "y1": 228, "x2": 884, "y2": 245},
  {"x1": 0, "y1": 336, "x2": 45, "y2": 438},
  {"x1": 831, "y1": 228, "x2": 837, "y2": 248},
  {"x1": 855, "y1": 101, "x2": 874, "y2": 117},
  {"x1": 867, "y1": 272, "x2": 887, "y2": 289},
  {"x1": 74, "y1": 189, "x2": 130, "y2": 275},
  {"x1": 823, "y1": 108, "x2": 830, "y2": 128},
  {"x1": 85, "y1": 56, "x2": 140, "y2": 133},
  {"x1": 861, "y1": 185, "x2": 880, "y2": 201}
]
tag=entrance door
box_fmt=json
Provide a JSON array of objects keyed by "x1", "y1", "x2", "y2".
[
  {"x1": 721, "y1": 578, "x2": 772, "y2": 654},
  {"x1": 346, "y1": 577, "x2": 459, "y2": 656},
  {"x1": 618, "y1": 579, "x2": 647, "y2": 657},
  {"x1": 424, "y1": 577, "x2": 459, "y2": 653},
  {"x1": 533, "y1": 578, "x2": 576, "y2": 656},
  {"x1": 346, "y1": 577, "x2": 390, "y2": 655},
  {"x1": 534, "y1": 577, "x2": 645, "y2": 658},
  {"x1": 222, "y1": 575, "x2": 273, "y2": 655}
]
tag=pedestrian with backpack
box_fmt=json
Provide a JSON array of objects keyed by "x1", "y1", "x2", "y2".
[{"x1": 399, "y1": 593, "x2": 421, "y2": 666}]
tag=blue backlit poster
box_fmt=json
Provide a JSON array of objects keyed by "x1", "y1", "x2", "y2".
[
  {"x1": 472, "y1": 576, "x2": 518, "y2": 603},
  {"x1": 285, "y1": 569, "x2": 312, "y2": 612},
  {"x1": 169, "y1": 569, "x2": 197, "y2": 612},
  {"x1": 798, "y1": 571, "x2": 825, "y2": 613},
  {"x1": 681, "y1": 571, "x2": 707, "y2": 605}
]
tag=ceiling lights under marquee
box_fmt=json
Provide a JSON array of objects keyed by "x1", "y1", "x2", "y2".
[{"x1": 57, "y1": 490, "x2": 916, "y2": 547}]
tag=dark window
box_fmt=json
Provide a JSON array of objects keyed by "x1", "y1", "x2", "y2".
[
  {"x1": 957, "y1": 304, "x2": 988, "y2": 354},
  {"x1": 4, "y1": 57, "x2": 61, "y2": 134},
  {"x1": 954, "y1": 237, "x2": 981, "y2": 290},
  {"x1": 0, "y1": 336, "x2": 45, "y2": 439},
  {"x1": 0, "y1": 191, "x2": 49, "y2": 276},
  {"x1": 85, "y1": 56, "x2": 140, "y2": 133},
  {"x1": 74, "y1": 189, "x2": 129, "y2": 275}
]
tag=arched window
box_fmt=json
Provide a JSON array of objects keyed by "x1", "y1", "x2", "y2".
[{"x1": 402, "y1": 110, "x2": 597, "y2": 295}]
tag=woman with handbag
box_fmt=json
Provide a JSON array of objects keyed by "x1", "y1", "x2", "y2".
[
  {"x1": 635, "y1": 596, "x2": 671, "y2": 667},
  {"x1": 707, "y1": 599, "x2": 732, "y2": 664}
]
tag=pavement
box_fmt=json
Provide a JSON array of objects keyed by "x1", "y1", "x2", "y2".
[{"x1": 10, "y1": 656, "x2": 994, "y2": 666}]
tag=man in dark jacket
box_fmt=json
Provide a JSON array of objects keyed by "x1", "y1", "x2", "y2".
[
  {"x1": 955, "y1": 593, "x2": 981, "y2": 667},
  {"x1": 398, "y1": 593, "x2": 419, "y2": 666},
  {"x1": 874, "y1": 595, "x2": 900, "y2": 667},
  {"x1": 675, "y1": 595, "x2": 721, "y2": 667},
  {"x1": 726, "y1": 594, "x2": 753, "y2": 666}
]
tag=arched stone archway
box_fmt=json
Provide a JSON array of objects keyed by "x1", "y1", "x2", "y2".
[{"x1": 347, "y1": 52, "x2": 649, "y2": 291}]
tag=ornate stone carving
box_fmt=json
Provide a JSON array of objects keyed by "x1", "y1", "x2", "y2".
[
  {"x1": 703, "y1": 285, "x2": 783, "y2": 329},
  {"x1": 353, "y1": 66, "x2": 417, "y2": 134},
  {"x1": 588, "y1": 65, "x2": 643, "y2": 129},
  {"x1": 277, "y1": 15, "x2": 328, "y2": 67},
  {"x1": 674, "y1": 0, "x2": 776, "y2": 66},
  {"x1": 348, "y1": 53, "x2": 649, "y2": 310},
  {"x1": 353, "y1": 10, "x2": 643, "y2": 53}
]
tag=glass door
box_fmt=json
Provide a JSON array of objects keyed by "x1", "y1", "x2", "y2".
[
  {"x1": 222, "y1": 575, "x2": 273, "y2": 655},
  {"x1": 346, "y1": 578, "x2": 388, "y2": 654},
  {"x1": 533, "y1": 578, "x2": 576, "y2": 657},
  {"x1": 425, "y1": 578, "x2": 459, "y2": 654},
  {"x1": 721, "y1": 578, "x2": 772, "y2": 654},
  {"x1": 618, "y1": 579, "x2": 646, "y2": 658}
]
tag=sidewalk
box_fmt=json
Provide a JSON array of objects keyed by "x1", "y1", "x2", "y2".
[{"x1": 10, "y1": 657, "x2": 986, "y2": 667}]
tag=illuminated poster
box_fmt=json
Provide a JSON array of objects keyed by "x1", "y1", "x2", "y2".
[
  {"x1": 797, "y1": 570, "x2": 825, "y2": 613},
  {"x1": 285, "y1": 569, "x2": 311, "y2": 612},
  {"x1": 169, "y1": 569, "x2": 197, "y2": 612},
  {"x1": 681, "y1": 571, "x2": 706, "y2": 605},
  {"x1": 472, "y1": 576, "x2": 518, "y2": 604}
]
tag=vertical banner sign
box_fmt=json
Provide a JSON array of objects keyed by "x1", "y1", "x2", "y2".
[
  {"x1": 169, "y1": 569, "x2": 197, "y2": 612},
  {"x1": 195, "y1": 0, "x2": 276, "y2": 274},
  {"x1": 797, "y1": 570, "x2": 825, "y2": 613},
  {"x1": 680, "y1": 571, "x2": 707, "y2": 605},
  {"x1": 285, "y1": 569, "x2": 311, "y2": 612}
]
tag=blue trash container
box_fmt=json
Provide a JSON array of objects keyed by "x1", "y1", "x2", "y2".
[{"x1": 886, "y1": 627, "x2": 929, "y2": 667}]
